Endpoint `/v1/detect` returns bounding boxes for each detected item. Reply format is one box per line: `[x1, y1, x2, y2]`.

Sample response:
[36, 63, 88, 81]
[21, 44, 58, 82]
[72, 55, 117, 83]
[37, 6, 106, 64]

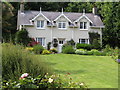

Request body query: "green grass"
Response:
[37, 54, 118, 88]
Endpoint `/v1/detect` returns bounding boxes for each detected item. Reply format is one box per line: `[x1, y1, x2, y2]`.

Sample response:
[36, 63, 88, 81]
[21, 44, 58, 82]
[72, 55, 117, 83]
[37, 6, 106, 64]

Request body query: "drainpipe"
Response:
[100, 27, 102, 46]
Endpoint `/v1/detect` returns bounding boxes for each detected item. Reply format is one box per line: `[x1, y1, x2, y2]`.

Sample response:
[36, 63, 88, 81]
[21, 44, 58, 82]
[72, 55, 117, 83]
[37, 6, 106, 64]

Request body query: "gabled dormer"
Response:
[31, 7, 51, 29]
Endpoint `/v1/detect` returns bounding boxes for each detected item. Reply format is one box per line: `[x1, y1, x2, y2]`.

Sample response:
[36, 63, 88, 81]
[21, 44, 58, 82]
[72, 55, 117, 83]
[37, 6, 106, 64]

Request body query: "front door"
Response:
[58, 39, 64, 53]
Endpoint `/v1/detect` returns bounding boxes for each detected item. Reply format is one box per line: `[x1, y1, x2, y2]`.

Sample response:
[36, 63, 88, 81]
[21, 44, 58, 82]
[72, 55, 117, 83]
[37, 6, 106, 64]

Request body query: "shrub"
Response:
[33, 45, 44, 54]
[2, 43, 51, 80]
[2, 73, 87, 88]
[76, 43, 93, 50]
[50, 48, 58, 53]
[75, 49, 87, 55]
[47, 42, 51, 50]
[66, 39, 75, 47]
[92, 39, 101, 50]
[25, 47, 33, 52]
[52, 38, 58, 48]
[62, 45, 75, 54]
[42, 49, 51, 55]
[27, 38, 39, 47]
[15, 28, 31, 46]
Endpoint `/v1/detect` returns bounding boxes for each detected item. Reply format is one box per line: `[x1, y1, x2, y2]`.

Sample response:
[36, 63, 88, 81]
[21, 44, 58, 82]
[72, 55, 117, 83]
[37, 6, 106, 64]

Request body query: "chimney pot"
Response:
[92, 6, 97, 15]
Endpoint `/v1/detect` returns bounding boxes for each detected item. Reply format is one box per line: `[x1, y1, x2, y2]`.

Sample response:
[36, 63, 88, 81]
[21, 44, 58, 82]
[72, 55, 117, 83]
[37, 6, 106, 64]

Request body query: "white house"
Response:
[17, 4, 104, 52]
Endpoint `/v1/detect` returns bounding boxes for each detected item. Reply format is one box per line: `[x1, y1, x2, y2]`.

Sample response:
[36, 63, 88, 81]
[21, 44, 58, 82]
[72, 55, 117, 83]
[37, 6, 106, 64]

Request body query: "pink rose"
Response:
[19, 73, 29, 79]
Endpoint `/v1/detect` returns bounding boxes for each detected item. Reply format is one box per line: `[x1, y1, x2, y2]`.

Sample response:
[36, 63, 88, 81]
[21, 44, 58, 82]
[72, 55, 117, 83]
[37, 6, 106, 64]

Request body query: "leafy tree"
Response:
[15, 28, 31, 46]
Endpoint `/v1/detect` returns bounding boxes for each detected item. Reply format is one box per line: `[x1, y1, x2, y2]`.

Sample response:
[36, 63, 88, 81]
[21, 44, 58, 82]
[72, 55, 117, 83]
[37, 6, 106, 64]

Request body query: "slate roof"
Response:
[17, 10, 104, 27]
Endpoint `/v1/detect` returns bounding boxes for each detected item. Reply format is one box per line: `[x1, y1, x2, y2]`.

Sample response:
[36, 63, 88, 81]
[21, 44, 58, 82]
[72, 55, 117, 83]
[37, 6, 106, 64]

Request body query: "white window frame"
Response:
[59, 40, 64, 45]
[80, 22, 88, 30]
[58, 21, 67, 29]
[36, 20, 45, 29]
[36, 37, 45, 47]
[79, 39, 89, 44]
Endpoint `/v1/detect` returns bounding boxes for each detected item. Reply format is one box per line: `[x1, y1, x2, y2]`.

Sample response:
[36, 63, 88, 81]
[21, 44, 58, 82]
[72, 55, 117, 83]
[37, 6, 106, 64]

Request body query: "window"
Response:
[58, 22, 66, 29]
[79, 39, 88, 44]
[59, 40, 64, 44]
[36, 37, 45, 46]
[80, 22, 87, 29]
[37, 20, 44, 29]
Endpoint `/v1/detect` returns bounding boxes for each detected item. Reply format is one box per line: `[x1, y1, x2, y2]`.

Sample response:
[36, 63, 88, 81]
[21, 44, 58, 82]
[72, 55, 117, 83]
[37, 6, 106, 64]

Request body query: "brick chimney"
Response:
[20, 1, 24, 12]
[92, 6, 97, 15]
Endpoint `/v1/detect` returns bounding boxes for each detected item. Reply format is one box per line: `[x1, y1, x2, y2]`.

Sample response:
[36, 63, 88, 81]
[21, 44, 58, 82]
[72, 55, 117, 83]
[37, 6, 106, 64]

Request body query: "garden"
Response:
[1, 29, 119, 88]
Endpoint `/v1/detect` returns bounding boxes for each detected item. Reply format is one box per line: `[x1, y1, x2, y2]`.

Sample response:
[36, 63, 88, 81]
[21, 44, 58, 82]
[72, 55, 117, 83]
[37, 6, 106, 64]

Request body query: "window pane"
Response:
[84, 22, 87, 29]
[58, 23, 61, 28]
[80, 22, 83, 29]
[41, 21, 44, 28]
[81, 39, 86, 44]
[37, 21, 40, 27]
[63, 23, 66, 28]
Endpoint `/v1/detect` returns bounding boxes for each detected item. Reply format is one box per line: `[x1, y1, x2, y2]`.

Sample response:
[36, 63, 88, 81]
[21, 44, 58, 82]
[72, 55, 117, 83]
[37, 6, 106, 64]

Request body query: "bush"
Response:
[75, 49, 87, 55]
[92, 39, 101, 50]
[33, 45, 44, 54]
[25, 47, 33, 52]
[27, 38, 39, 47]
[42, 49, 51, 55]
[50, 48, 58, 53]
[2, 43, 51, 80]
[76, 43, 93, 50]
[62, 45, 75, 54]
[47, 42, 51, 50]
[15, 28, 31, 46]
[2, 73, 87, 88]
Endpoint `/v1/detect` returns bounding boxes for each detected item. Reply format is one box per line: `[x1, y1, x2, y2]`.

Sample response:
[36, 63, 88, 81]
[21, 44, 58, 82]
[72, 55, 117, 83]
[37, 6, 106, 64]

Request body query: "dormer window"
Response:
[80, 22, 87, 29]
[58, 21, 66, 29]
[37, 20, 44, 29]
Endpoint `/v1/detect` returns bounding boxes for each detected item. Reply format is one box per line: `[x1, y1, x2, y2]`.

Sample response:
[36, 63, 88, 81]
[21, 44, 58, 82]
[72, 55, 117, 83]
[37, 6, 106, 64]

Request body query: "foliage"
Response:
[2, 73, 87, 88]
[50, 48, 58, 53]
[33, 45, 44, 54]
[2, 43, 51, 80]
[75, 49, 87, 55]
[42, 50, 51, 55]
[15, 29, 31, 46]
[89, 32, 100, 44]
[52, 38, 58, 48]
[62, 45, 75, 54]
[76, 43, 93, 50]
[27, 38, 39, 47]
[47, 42, 51, 50]
[25, 47, 33, 52]
[92, 39, 101, 50]
[75, 49, 106, 56]
[66, 39, 75, 47]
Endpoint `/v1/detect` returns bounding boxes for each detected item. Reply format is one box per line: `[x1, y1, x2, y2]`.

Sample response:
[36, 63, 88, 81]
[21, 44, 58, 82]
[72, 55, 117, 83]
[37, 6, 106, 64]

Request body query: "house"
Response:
[17, 3, 104, 52]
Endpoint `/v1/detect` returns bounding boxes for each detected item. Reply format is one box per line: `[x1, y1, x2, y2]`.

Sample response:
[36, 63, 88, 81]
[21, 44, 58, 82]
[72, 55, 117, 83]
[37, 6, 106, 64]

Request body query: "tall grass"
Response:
[2, 43, 52, 80]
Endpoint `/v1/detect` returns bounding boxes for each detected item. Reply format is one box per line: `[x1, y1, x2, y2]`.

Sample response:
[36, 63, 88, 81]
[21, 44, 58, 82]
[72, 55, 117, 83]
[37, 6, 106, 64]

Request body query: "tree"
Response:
[15, 28, 31, 46]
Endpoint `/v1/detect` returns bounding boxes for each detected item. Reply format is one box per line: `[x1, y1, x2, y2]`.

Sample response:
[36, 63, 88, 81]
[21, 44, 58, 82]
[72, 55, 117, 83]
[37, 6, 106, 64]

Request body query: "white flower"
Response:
[80, 83, 84, 86]
[48, 78, 53, 83]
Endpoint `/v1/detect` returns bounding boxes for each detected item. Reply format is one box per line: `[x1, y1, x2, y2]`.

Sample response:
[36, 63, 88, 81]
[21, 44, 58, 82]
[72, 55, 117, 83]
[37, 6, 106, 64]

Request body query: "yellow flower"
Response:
[48, 78, 53, 83]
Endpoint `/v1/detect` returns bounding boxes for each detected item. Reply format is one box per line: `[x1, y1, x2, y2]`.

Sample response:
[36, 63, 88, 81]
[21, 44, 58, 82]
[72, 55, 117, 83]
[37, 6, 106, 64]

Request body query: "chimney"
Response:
[20, 1, 24, 12]
[92, 6, 97, 15]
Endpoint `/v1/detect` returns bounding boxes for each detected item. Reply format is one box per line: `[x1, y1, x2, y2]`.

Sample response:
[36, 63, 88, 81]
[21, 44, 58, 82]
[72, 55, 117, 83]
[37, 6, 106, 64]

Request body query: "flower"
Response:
[19, 73, 29, 79]
[116, 59, 120, 63]
[48, 78, 53, 83]
[80, 83, 84, 86]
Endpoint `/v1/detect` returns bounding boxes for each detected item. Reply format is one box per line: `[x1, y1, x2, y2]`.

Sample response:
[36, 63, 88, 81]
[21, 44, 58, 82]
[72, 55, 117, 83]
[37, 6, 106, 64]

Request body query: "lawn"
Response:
[37, 54, 118, 88]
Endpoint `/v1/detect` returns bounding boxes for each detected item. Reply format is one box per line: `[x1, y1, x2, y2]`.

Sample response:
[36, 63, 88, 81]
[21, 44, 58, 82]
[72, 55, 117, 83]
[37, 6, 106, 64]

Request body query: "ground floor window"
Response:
[36, 37, 45, 46]
[79, 39, 88, 44]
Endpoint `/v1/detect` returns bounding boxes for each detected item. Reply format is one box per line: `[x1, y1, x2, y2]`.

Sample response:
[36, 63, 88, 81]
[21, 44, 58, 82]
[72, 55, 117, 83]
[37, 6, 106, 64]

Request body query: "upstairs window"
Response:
[80, 22, 87, 29]
[58, 22, 66, 29]
[37, 20, 44, 29]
